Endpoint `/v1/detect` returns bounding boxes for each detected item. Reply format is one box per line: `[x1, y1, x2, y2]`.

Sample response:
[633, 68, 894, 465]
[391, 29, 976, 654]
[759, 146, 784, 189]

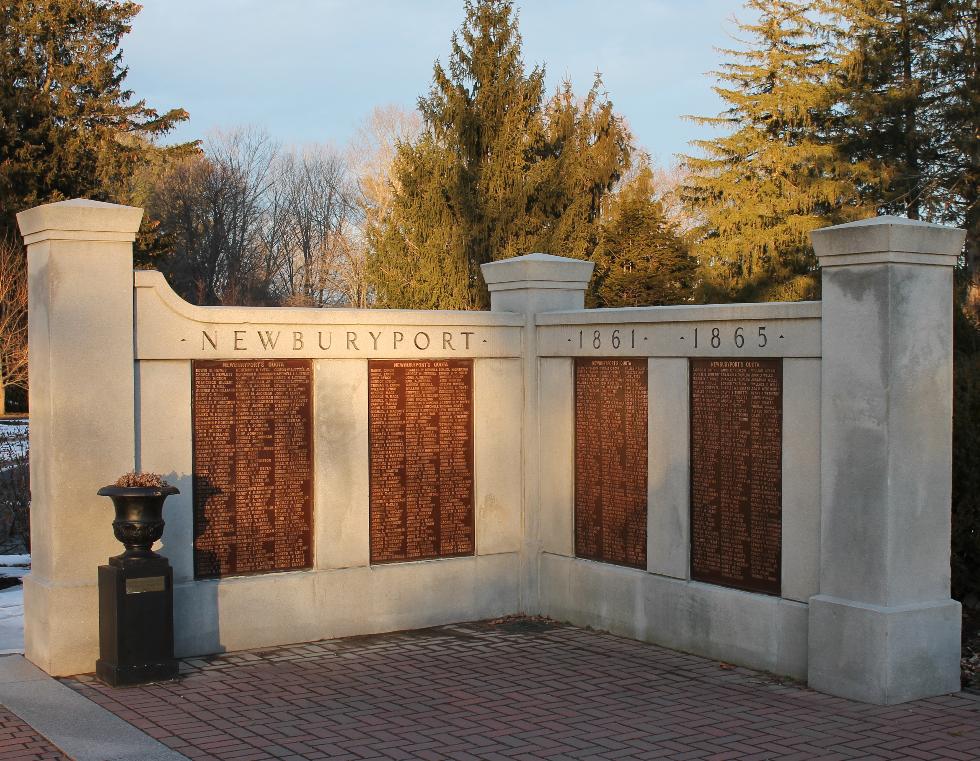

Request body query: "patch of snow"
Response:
[0, 422, 27, 656]
[0, 419, 29, 462]
[0, 585, 23, 605]
[0, 583, 24, 654]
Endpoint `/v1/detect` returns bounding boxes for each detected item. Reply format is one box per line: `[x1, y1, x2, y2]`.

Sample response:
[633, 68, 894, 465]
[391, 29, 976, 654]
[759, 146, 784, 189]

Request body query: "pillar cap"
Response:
[480, 253, 594, 292]
[17, 199, 144, 245]
[811, 215, 964, 267]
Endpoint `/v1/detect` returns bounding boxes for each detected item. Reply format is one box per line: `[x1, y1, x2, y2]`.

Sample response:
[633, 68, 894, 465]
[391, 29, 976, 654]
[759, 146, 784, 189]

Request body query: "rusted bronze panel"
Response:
[574, 358, 648, 569]
[690, 358, 782, 596]
[368, 359, 475, 563]
[192, 359, 314, 579]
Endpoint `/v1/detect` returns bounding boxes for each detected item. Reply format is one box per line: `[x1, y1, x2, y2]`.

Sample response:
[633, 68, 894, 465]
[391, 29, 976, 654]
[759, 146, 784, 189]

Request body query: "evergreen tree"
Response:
[829, 0, 979, 299]
[0, 0, 190, 239]
[369, 0, 546, 309]
[534, 79, 633, 264]
[925, 0, 979, 298]
[682, 0, 875, 301]
[830, 0, 941, 219]
[368, 0, 631, 309]
[590, 164, 696, 307]
[366, 136, 471, 309]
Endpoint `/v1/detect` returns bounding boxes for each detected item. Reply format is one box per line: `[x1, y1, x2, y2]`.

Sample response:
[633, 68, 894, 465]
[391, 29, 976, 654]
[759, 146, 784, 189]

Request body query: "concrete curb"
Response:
[0, 655, 188, 761]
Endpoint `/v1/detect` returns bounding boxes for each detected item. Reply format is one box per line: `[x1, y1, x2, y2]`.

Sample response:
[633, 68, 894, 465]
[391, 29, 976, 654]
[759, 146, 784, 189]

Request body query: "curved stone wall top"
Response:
[536, 301, 821, 358]
[135, 270, 524, 359]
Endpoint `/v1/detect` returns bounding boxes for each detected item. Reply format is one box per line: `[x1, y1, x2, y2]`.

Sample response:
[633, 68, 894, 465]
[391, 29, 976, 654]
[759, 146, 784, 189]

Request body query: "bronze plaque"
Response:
[690, 358, 782, 595]
[368, 359, 474, 563]
[574, 358, 648, 569]
[192, 359, 313, 578]
[125, 576, 166, 594]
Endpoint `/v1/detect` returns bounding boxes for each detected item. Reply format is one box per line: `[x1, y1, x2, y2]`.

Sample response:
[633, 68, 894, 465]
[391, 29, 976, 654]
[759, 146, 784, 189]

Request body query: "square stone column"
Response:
[17, 199, 143, 675]
[481, 253, 595, 313]
[808, 216, 964, 704]
[481, 254, 594, 611]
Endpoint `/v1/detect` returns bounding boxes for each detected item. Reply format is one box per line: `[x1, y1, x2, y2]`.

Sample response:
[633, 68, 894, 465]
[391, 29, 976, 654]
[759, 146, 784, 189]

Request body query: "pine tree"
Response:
[590, 164, 696, 307]
[682, 0, 875, 301]
[368, 0, 631, 309]
[925, 0, 979, 301]
[367, 136, 471, 309]
[0, 0, 190, 239]
[828, 0, 979, 303]
[368, 0, 546, 309]
[829, 0, 942, 219]
[534, 78, 633, 264]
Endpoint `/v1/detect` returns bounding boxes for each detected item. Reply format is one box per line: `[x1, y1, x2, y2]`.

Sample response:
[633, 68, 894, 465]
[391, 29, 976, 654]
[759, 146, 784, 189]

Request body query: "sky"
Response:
[124, 0, 751, 165]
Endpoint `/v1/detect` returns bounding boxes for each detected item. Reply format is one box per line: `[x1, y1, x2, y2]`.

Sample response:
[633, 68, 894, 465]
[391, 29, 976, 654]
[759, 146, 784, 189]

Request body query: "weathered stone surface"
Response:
[18, 200, 142, 676]
[809, 216, 962, 703]
[808, 595, 961, 704]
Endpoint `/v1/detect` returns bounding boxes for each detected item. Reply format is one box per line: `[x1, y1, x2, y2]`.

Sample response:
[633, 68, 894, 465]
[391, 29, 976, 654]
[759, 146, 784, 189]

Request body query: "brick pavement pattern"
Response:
[0, 706, 69, 761]
[64, 618, 980, 761]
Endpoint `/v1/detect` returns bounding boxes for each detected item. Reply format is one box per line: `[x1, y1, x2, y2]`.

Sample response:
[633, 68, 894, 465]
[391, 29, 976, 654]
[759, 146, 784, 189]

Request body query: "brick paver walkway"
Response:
[64, 618, 980, 761]
[0, 707, 69, 761]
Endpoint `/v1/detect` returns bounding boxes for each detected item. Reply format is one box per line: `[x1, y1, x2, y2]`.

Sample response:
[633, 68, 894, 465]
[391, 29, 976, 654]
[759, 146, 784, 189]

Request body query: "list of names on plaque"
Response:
[192, 359, 313, 579]
[690, 358, 782, 595]
[574, 358, 648, 569]
[368, 359, 474, 563]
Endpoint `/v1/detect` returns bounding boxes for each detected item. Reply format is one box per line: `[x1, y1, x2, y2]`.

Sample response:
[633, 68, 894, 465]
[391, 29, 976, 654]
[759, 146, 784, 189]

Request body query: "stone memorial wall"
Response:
[19, 200, 964, 705]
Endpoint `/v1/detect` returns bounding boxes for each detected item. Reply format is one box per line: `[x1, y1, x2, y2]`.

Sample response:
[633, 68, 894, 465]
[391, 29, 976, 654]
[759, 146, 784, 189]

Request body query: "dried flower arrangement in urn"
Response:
[97, 472, 179, 564]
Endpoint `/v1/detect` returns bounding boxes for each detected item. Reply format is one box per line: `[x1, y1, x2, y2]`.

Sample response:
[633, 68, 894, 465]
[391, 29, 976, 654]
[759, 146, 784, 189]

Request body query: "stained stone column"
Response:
[17, 199, 143, 675]
[808, 216, 964, 704]
[481, 254, 594, 612]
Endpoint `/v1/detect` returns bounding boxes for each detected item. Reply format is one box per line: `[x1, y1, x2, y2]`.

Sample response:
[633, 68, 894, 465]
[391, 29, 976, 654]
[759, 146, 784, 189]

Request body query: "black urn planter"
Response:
[96, 485, 179, 565]
[96, 483, 180, 686]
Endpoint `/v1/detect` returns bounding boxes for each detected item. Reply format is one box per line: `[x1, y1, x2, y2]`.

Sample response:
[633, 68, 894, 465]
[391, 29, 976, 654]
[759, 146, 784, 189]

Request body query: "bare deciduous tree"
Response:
[344, 105, 424, 309]
[351, 105, 423, 219]
[206, 129, 279, 305]
[328, 230, 372, 309]
[148, 129, 373, 308]
[147, 153, 213, 302]
[0, 238, 27, 415]
[273, 146, 360, 306]
[148, 128, 280, 306]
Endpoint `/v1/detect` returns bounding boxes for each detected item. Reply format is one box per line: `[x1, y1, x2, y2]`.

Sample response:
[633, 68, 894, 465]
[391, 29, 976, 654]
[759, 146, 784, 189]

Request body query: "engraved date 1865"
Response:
[692, 325, 770, 349]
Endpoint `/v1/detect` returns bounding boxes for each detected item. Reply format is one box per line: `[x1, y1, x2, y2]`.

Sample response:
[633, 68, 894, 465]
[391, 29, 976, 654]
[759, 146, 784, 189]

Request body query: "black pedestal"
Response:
[96, 556, 178, 686]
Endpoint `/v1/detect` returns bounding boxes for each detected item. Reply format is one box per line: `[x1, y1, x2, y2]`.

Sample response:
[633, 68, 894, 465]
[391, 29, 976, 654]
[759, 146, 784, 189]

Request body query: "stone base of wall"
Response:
[173, 554, 520, 659]
[22, 576, 99, 677]
[808, 595, 961, 704]
[538, 553, 808, 680]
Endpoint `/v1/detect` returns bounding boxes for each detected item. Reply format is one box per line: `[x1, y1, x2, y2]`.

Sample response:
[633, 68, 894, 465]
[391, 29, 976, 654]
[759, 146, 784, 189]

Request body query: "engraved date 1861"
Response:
[577, 328, 638, 349]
